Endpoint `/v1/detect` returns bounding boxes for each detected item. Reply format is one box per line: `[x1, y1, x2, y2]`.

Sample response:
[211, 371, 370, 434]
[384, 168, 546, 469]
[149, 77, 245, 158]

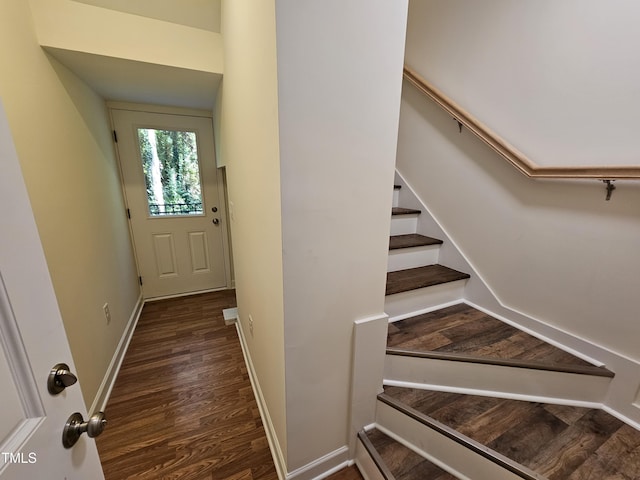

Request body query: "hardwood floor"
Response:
[387, 303, 596, 368]
[385, 265, 470, 295]
[389, 233, 442, 250]
[324, 466, 364, 480]
[384, 387, 640, 480]
[366, 429, 456, 480]
[96, 290, 278, 480]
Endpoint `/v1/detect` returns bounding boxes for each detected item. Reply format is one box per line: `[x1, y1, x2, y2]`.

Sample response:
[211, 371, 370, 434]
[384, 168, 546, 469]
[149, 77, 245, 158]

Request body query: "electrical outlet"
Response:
[248, 314, 254, 337]
[103, 303, 111, 325]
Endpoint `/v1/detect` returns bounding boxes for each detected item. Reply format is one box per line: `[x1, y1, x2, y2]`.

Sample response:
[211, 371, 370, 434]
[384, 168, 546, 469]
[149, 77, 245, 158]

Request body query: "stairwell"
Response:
[354, 182, 640, 480]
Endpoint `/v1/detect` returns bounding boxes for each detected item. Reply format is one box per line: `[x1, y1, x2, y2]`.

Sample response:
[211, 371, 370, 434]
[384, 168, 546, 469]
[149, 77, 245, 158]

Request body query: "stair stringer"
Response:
[394, 170, 640, 426]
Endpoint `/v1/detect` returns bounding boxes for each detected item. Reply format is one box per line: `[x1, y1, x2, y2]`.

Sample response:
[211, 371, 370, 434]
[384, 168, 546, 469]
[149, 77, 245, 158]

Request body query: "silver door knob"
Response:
[62, 412, 107, 448]
[47, 363, 78, 395]
[212, 218, 220, 225]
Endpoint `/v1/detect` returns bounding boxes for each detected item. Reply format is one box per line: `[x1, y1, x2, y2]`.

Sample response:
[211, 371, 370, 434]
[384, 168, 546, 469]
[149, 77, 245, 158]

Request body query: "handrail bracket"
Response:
[603, 179, 616, 201]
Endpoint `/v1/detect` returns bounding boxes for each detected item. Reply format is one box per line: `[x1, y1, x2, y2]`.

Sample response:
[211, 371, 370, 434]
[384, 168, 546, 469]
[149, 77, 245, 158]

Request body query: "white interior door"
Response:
[112, 108, 229, 299]
[0, 102, 104, 478]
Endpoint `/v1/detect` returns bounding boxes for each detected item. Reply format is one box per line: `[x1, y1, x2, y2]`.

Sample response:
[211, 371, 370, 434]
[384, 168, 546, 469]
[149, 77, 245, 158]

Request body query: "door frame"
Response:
[107, 101, 233, 300]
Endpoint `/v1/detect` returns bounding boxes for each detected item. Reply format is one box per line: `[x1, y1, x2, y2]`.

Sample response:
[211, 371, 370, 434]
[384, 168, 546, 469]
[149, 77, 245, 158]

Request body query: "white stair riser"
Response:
[355, 437, 386, 480]
[392, 188, 400, 208]
[387, 245, 440, 272]
[385, 280, 466, 320]
[375, 401, 525, 480]
[384, 356, 611, 404]
[390, 215, 418, 236]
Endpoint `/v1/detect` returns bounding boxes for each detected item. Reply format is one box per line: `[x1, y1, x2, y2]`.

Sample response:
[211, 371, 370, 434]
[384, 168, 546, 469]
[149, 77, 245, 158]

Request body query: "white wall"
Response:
[406, 0, 640, 167]
[218, 0, 288, 470]
[398, 2, 640, 420]
[275, 0, 408, 473]
[219, 1, 408, 476]
[0, 0, 140, 407]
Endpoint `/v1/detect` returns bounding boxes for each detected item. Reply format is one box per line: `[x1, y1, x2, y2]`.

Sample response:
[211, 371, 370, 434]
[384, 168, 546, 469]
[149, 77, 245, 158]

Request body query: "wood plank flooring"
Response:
[366, 429, 456, 480]
[96, 290, 278, 480]
[387, 303, 595, 369]
[385, 265, 470, 295]
[389, 234, 442, 250]
[325, 466, 364, 480]
[384, 387, 640, 480]
[392, 207, 421, 215]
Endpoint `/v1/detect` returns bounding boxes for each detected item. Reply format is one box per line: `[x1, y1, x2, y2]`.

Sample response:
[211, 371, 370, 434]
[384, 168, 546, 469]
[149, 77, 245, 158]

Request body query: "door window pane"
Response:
[137, 128, 203, 216]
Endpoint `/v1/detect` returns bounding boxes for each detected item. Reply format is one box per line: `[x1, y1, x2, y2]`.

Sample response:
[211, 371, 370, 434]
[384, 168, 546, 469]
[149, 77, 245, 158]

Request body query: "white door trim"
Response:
[108, 103, 232, 299]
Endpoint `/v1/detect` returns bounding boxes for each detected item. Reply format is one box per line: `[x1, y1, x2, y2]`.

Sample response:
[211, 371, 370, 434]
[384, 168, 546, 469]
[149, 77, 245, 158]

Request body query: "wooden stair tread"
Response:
[387, 304, 610, 374]
[365, 428, 457, 480]
[389, 234, 443, 250]
[382, 387, 640, 480]
[392, 207, 421, 215]
[386, 265, 470, 296]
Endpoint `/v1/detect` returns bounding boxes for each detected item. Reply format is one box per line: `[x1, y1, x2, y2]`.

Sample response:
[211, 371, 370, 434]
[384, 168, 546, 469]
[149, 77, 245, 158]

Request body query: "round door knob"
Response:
[62, 412, 107, 448]
[48, 363, 78, 395]
[212, 218, 220, 225]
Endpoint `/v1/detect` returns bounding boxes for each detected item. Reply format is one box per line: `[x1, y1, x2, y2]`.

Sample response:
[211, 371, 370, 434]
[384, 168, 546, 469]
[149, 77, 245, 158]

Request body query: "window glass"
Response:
[137, 128, 203, 216]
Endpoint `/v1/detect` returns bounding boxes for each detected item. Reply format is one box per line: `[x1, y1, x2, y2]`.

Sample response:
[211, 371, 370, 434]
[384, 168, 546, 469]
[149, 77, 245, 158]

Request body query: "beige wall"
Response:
[399, 0, 640, 422]
[71, 0, 222, 33]
[403, 0, 640, 365]
[0, 0, 139, 407]
[219, 1, 408, 474]
[218, 0, 288, 468]
[406, 0, 640, 168]
[274, 0, 408, 471]
[29, 0, 223, 74]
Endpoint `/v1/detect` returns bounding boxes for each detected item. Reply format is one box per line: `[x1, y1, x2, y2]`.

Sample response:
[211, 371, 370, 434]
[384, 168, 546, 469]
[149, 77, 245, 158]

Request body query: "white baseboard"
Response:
[235, 320, 288, 480]
[144, 286, 229, 302]
[388, 299, 463, 323]
[287, 446, 350, 480]
[89, 293, 144, 414]
[235, 319, 352, 480]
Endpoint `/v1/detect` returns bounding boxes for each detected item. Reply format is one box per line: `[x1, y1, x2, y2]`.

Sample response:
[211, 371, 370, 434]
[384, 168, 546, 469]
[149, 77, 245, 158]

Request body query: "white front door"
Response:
[112, 108, 229, 299]
[0, 103, 104, 478]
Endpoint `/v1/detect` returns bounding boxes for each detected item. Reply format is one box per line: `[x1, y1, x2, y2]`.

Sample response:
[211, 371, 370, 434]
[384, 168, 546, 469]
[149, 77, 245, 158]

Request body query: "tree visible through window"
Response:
[137, 128, 203, 215]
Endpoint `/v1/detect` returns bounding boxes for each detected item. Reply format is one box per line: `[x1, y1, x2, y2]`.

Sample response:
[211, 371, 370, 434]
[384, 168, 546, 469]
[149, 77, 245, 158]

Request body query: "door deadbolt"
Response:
[48, 363, 78, 395]
[211, 206, 218, 213]
[62, 412, 107, 448]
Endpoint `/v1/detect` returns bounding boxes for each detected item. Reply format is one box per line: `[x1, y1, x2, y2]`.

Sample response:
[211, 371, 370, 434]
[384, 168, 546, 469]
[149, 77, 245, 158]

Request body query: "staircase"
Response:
[354, 182, 640, 480]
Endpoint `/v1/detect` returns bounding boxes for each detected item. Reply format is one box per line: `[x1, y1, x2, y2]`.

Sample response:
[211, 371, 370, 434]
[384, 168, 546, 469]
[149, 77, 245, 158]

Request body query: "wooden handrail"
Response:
[403, 65, 640, 179]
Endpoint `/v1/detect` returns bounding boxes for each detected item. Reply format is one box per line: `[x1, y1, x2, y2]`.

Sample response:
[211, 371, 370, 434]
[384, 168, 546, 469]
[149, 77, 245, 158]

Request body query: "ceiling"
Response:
[47, 47, 222, 110]
[45, 0, 222, 110]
